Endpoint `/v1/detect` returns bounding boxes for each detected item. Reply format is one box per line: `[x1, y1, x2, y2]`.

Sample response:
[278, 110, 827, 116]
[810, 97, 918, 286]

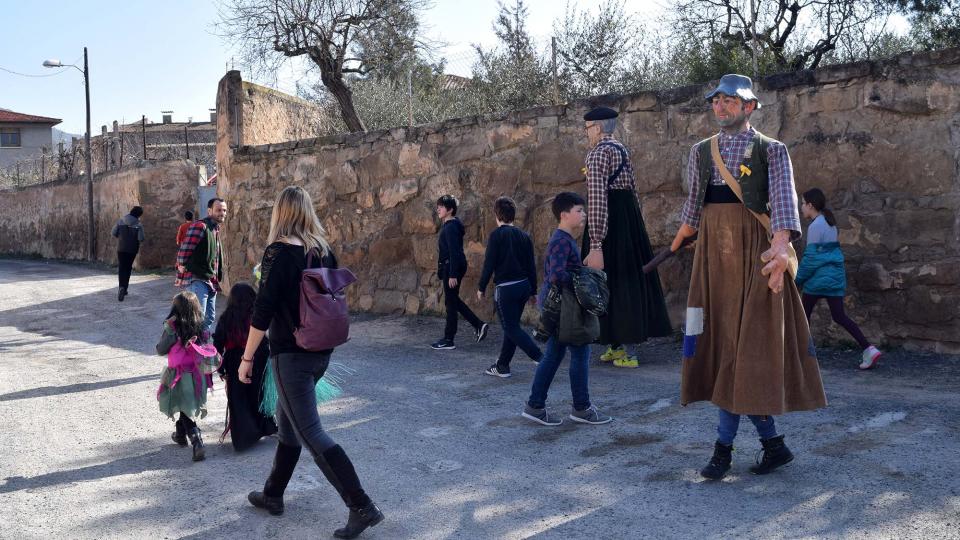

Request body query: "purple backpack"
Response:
[294, 249, 357, 351]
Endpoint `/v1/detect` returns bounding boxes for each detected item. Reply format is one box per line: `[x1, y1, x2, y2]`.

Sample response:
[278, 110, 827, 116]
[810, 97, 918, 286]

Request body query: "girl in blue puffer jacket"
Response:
[797, 188, 882, 370]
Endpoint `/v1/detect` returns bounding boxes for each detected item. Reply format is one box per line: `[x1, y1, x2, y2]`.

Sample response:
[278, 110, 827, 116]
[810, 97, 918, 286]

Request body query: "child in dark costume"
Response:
[213, 282, 278, 450]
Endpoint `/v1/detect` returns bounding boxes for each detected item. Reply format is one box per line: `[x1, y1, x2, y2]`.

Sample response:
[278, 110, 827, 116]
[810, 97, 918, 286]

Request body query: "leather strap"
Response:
[709, 135, 798, 278]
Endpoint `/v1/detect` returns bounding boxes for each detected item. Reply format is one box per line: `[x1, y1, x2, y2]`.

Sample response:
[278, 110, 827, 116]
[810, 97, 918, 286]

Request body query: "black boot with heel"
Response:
[315, 445, 384, 539]
[248, 441, 302, 515]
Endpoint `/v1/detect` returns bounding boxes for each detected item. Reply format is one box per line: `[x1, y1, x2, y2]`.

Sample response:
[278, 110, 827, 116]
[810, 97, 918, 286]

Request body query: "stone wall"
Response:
[216, 49, 960, 353]
[0, 159, 199, 269]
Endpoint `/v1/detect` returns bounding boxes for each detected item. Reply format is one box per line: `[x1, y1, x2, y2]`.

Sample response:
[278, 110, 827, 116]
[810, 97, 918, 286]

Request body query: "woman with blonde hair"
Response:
[238, 186, 383, 539]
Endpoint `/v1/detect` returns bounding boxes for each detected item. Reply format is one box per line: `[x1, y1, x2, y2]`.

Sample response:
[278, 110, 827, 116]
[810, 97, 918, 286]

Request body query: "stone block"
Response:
[487, 124, 535, 151]
[379, 177, 419, 209]
[370, 290, 407, 314]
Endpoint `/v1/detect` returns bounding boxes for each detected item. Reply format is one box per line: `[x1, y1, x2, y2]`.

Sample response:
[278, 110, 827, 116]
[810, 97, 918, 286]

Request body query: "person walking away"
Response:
[581, 107, 672, 368]
[177, 198, 226, 334]
[213, 282, 278, 451]
[670, 74, 827, 480]
[112, 206, 145, 302]
[156, 291, 220, 461]
[431, 194, 489, 350]
[522, 192, 612, 427]
[176, 210, 194, 246]
[477, 197, 542, 378]
[797, 188, 882, 370]
[238, 186, 383, 539]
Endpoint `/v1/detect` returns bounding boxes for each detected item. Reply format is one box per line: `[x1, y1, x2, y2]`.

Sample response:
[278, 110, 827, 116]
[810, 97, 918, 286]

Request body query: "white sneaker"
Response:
[860, 346, 881, 370]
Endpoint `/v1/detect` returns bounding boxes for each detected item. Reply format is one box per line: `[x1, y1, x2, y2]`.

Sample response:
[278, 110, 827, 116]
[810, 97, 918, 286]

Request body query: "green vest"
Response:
[185, 219, 222, 282]
[696, 131, 773, 215]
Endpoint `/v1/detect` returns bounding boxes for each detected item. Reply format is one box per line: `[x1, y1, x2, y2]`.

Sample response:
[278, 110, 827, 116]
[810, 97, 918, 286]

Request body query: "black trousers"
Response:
[443, 277, 483, 340]
[117, 251, 137, 290]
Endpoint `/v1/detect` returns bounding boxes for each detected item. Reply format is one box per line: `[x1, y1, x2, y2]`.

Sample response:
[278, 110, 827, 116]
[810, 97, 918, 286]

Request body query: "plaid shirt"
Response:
[538, 228, 582, 307]
[585, 135, 642, 251]
[175, 219, 222, 290]
[680, 127, 801, 239]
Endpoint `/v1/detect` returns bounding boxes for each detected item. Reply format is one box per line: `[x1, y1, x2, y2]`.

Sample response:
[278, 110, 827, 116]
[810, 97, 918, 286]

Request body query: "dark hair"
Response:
[494, 196, 516, 223]
[184, 210, 194, 221]
[207, 197, 225, 209]
[130, 206, 144, 218]
[551, 192, 585, 221]
[168, 291, 205, 346]
[436, 194, 458, 216]
[217, 282, 257, 349]
[802, 188, 836, 227]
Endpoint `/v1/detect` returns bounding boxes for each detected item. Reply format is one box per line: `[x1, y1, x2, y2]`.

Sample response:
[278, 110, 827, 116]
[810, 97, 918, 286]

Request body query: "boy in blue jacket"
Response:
[431, 195, 489, 350]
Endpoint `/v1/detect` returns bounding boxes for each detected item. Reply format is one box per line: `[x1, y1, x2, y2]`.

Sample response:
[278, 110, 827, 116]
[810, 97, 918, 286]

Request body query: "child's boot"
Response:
[188, 426, 206, 462]
[171, 418, 188, 446]
[700, 441, 733, 480]
[749, 435, 794, 475]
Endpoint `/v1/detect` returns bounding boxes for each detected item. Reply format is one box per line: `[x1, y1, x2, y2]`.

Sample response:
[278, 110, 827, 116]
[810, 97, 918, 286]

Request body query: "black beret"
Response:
[583, 107, 618, 121]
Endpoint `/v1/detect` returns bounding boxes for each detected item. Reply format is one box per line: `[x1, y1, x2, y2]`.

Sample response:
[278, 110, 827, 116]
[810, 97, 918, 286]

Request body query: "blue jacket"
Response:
[795, 241, 846, 297]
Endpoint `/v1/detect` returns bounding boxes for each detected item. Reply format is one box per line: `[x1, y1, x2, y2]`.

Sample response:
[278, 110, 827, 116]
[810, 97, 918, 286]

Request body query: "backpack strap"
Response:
[597, 142, 628, 186]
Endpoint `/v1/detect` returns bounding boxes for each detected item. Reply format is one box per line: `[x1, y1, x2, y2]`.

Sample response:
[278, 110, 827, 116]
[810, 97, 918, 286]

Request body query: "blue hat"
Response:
[704, 74, 762, 109]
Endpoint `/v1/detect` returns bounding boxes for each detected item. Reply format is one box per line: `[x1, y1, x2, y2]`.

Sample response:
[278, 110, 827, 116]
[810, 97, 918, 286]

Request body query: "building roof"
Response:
[0, 108, 62, 126]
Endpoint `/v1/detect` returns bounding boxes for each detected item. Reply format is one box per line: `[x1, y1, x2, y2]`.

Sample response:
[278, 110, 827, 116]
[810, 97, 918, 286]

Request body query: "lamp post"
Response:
[44, 47, 94, 261]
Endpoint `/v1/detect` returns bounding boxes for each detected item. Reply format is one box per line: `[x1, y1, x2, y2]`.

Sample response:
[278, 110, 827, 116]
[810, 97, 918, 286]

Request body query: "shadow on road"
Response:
[0, 374, 157, 402]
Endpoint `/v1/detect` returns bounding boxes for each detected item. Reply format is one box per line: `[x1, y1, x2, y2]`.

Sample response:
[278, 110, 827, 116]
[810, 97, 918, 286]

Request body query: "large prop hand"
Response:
[760, 230, 792, 294]
[584, 250, 604, 270]
[670, 223, 698, 252]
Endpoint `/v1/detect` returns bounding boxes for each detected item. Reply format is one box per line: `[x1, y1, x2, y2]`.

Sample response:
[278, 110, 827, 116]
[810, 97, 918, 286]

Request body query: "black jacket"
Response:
[437, 218, 467, 279]
[112, 214, 144, 254]
[477, 225, 537, 293]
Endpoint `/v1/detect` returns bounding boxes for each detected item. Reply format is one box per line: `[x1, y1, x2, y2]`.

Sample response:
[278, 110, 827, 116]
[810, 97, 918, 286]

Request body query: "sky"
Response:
[1, 0, 901, 135]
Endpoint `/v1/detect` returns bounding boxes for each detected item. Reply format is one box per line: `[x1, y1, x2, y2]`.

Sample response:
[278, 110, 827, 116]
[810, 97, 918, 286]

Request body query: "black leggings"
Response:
[801, 294, 870, 349]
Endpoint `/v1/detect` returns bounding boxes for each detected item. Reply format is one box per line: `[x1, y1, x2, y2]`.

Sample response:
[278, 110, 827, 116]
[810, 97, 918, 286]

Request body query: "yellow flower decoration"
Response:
[740, 164, 752, 176]
[580, 167, 588, 176]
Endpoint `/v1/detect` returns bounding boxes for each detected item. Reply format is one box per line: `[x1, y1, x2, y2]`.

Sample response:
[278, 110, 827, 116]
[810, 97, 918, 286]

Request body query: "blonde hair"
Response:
[267, 186, 331, 255]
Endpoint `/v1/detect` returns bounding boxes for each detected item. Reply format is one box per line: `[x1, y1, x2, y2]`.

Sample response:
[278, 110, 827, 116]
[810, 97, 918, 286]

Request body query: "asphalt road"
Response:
[1, 258, 958, 539]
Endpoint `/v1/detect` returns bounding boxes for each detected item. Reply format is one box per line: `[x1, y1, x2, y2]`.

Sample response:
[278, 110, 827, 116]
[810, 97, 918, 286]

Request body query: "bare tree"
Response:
[218, 0, 428, 132]
[669, 0, 895, 72]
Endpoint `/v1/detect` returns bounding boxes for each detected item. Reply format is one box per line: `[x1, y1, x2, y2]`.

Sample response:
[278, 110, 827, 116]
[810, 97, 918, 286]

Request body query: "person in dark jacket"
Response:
[111, 206, 145, 301]
[477, 196, 542, 377]
[798, 188, 882, 370]
[431, 194, 489, 350]
[238, 186, 383, 539]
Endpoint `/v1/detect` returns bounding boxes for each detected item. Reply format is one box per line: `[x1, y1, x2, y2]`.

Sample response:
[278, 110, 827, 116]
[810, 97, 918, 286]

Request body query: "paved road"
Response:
[1, 258, 958, 539]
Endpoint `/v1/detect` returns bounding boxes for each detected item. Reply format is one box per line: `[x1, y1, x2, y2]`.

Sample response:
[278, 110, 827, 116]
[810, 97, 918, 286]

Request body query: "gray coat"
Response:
[112, 214, 145, 254]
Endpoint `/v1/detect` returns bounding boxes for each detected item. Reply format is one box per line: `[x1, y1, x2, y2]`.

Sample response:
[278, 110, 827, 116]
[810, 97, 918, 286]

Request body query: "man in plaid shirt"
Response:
[177, 197, 227, 332]
[581, 107, 672, 368]
[670, 74, 825, 481]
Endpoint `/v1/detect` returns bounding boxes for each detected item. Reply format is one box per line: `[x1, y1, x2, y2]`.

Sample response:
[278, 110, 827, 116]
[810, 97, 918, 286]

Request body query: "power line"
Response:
[0, 65, 69, 78]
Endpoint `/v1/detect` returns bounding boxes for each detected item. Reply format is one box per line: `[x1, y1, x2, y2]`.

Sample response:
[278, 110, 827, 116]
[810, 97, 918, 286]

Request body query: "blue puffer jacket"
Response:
[795, 242, 846, 297]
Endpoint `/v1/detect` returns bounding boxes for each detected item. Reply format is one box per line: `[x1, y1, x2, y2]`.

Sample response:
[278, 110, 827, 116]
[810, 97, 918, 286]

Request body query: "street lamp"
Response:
[43, 47, 94, 261]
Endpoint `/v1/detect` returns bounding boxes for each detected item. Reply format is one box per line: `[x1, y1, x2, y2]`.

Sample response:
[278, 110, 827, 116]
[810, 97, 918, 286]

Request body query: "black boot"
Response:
[749, 435, 794, 475]
[171, 417, 188, 446]
[700, 441, 733, 480]
[315, 445, 384, 539]
[248, 441, 302, 516]
[188, 426, 205, 462]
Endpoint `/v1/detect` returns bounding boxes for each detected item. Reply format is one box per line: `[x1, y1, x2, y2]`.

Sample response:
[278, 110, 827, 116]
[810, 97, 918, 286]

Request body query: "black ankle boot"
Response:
[335, 501, 384, 539]
[171, 418, 187, 446]
[700, 441, 733, 480]
[188, 427, 205, 462]
[749, 435, 794, 475]
[315, 445, 383, 539]
[248, 442, 302, 516]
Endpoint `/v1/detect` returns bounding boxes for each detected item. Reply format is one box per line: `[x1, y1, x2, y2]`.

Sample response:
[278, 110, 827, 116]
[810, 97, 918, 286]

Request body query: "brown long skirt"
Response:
[680, 203, 827, 415]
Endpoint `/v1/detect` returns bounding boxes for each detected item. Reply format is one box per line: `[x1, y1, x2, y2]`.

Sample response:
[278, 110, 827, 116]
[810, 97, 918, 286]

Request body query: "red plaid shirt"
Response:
[175, 219, 222, 290]
[584, 135, 642, 251]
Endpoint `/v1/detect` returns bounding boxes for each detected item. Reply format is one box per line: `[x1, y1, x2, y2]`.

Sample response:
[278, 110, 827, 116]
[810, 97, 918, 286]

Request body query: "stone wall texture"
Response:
[0, 159, 199, 269]
[222, 50, 960, 352]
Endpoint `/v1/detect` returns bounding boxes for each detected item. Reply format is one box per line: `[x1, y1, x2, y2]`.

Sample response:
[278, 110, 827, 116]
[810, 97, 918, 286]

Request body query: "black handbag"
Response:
[572, 267, 609, 316]
[558, 286, 600, 346]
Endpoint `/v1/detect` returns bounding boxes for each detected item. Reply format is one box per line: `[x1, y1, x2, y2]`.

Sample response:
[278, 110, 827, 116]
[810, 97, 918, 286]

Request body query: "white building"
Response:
[0, 108, 62, 168]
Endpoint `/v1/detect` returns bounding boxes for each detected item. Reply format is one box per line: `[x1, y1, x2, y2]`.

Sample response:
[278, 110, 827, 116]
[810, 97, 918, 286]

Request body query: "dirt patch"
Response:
[580, 433, 665, 457]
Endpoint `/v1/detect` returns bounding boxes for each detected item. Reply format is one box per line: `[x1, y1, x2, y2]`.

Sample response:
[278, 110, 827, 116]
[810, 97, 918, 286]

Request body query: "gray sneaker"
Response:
[522, 405, 562, 426]
[570, 405, 612, 425]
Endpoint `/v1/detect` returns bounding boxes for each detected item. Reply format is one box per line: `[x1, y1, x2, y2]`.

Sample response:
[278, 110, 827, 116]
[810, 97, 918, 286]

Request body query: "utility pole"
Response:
[184, 124, 190, 159]
[750, 0, 759, 79]
[142, 115, 147, 159]
[83, 46, 94, 261]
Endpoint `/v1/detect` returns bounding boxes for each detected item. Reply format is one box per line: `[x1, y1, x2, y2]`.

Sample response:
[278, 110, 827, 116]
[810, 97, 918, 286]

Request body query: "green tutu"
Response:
[157, 366, 212, 420]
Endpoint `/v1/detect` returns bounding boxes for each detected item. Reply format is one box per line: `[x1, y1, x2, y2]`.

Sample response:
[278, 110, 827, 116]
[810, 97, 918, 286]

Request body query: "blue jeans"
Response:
[495, 280, 542, 368]
[717, 408, 778, 445]
[527, 336, 590, 411]
[187, 280, 217, 334]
